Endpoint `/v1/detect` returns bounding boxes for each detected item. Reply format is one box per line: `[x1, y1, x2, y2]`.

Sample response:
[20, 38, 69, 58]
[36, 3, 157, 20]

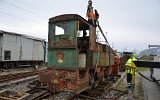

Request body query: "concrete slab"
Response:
[142, 71, 160, 100]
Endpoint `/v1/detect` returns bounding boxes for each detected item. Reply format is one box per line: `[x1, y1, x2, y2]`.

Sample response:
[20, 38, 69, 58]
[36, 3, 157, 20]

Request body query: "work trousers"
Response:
[88, 19, 96, 27]
[127, 73, 135, 89]
[127, 73, 132, 84]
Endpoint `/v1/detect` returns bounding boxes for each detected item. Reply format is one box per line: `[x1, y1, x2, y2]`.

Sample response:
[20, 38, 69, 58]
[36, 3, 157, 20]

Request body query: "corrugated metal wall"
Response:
[20, 36, 33, 60]
[32, 40, 44, 60]
[1, 33, 44, 61]
[3, 34, 20, 61]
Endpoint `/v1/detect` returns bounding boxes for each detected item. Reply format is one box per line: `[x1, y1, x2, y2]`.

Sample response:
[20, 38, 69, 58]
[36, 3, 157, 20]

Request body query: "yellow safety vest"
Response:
[126, 58, 132, 74]
[131, 57, 137, 75]
[125, 57, 137, 74]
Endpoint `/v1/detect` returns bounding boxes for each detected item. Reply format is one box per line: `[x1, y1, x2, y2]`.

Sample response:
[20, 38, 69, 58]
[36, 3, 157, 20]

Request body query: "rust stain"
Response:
[56, 50, 64, 63]
[53, 37, 75, 47]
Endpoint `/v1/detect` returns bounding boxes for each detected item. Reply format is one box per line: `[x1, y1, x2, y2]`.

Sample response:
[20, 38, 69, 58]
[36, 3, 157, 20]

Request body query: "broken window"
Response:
[55, 22, 69, 35]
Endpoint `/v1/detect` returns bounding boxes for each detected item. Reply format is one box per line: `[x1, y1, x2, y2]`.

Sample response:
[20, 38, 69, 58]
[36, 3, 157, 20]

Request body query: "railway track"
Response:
[26, 81, 128, 100]
[0, 70, 46, 83]
[0, 69, 128, 100]
[26, 88, 50, 100]
[73, 82, 128, 100]
[0, 80, 128, 100]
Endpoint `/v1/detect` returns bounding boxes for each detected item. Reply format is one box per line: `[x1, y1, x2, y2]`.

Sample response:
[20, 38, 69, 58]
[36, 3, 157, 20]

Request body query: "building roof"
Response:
[0, 30, 45, 41]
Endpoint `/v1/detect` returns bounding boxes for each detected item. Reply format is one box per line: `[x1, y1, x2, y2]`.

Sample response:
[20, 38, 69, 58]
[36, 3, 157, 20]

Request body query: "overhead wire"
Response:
[0, 0, 48, 39]
[0, 12, 47, 28]
[1, 0, 48, 19]
[0, 13, 47, 33]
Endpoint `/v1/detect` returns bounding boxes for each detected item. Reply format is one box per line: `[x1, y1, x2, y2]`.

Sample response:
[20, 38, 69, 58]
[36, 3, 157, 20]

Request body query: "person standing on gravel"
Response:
[125, 54, 137, 90]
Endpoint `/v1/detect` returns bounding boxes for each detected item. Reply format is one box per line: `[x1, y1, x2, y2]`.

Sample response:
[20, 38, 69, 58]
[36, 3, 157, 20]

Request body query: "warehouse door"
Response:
[0, 34, 2, 60]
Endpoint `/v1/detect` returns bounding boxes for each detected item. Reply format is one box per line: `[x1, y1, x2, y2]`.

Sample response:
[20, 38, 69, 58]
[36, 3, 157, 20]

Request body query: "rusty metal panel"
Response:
[93, 52, 99, 66]
[97, 43, 104, 52]
[110, 51, 114, 65]
[48, 48, 77, 70]
[105, 51, 114, 66]
[78, 54, 86, 68]
[87, 51, 93, 68]
[106, 52, 109, 66]
[89, 26, 96, 51]
[49, 14, 89, 25]
[48, 20, 78, 70]
[87, 50, 114, 68]
[99, 52, 106, 66]
[48, 21, 77, 48]
[87, 51, 114, 68]
[87, 51, 99, 69]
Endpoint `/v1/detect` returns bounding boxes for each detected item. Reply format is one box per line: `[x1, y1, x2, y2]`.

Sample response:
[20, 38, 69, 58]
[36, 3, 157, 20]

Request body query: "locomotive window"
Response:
[77, 30, 89, 37]
[55, 26, 64, 35]
[4, 50, 11, 60]
[55, 22, 69, 35]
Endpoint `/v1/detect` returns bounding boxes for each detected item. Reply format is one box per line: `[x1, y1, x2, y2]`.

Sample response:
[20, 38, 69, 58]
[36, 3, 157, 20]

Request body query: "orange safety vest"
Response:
[87, 11, 96, 20]
[112, 56, 120, 77]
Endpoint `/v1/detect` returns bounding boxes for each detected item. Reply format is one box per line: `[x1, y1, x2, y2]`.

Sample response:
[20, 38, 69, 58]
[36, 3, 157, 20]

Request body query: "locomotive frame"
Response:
[39, 14, 115, 93]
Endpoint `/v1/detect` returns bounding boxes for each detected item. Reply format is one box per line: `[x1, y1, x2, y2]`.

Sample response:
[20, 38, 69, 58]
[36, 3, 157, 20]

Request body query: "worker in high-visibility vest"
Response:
[125, 54, 137, 89]
[86, 0, 96, 26]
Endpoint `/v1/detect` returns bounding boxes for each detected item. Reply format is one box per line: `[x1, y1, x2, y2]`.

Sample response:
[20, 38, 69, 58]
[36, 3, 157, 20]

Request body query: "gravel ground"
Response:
[0, 76, 38, 92]
[115, 73, 144, 100]
[0, 67, 144, 100]
[0, 66, 47, 99]
[0, 66, 47, 76]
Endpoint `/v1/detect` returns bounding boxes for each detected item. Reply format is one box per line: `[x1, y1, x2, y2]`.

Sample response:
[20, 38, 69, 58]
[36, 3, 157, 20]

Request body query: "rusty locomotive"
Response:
[38, 14, 117, 93]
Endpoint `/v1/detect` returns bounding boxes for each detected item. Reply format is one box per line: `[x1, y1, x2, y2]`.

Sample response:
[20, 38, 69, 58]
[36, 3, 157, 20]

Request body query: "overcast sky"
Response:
[0, 0, 160, 53]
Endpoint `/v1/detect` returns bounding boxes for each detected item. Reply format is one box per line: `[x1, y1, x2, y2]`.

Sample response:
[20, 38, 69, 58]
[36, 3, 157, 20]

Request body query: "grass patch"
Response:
[137, 67, 149, 71]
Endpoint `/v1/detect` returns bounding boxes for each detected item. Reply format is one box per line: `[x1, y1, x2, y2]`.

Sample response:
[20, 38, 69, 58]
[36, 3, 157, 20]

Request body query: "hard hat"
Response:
[88, 0, 92, 4]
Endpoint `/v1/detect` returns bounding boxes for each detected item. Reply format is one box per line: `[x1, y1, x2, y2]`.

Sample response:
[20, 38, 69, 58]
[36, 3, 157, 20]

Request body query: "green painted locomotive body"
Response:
[40, 14, 115, 93]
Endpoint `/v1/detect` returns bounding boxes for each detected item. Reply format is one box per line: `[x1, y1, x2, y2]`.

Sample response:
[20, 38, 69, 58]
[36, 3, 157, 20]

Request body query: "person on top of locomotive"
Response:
[86, 0, 99, 27]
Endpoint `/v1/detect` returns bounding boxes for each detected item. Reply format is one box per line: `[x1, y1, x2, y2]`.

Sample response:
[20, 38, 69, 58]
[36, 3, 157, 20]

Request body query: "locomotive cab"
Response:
[48, 14, 96, 70]
[41, 14, 97, 93]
